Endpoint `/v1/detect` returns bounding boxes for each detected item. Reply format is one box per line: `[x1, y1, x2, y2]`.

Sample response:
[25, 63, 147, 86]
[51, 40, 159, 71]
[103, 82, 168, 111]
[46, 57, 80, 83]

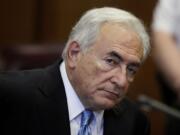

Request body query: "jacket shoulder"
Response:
[114, 98, 150, 135]
[0, 68, 46, 102]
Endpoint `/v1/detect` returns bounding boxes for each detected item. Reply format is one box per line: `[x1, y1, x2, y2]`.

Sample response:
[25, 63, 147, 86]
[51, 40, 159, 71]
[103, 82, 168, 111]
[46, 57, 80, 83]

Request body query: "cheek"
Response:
[75, 61, 97, 89]
[95, 60, 111, 72]
[77, 57, 111, 90]
[81, 60, 102, 80]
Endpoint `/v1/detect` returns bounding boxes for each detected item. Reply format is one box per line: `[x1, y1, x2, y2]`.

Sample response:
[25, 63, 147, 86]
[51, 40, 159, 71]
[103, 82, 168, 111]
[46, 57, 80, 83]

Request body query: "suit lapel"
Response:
[37, 61, 71, 135]
[104, 99, 132, 135]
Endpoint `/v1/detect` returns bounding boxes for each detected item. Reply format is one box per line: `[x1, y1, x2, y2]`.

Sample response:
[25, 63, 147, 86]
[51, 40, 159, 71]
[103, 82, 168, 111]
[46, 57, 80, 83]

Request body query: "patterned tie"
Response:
[78, 109, 94, 135]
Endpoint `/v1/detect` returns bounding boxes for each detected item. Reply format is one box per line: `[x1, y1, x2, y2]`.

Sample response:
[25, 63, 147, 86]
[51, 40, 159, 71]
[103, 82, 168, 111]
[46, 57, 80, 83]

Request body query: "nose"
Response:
[110, 67, 128, 89]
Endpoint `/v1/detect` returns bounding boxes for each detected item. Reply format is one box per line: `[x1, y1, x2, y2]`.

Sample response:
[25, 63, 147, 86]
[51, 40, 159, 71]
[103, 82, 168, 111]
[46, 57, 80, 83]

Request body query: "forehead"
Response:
[91, 22, 144, 62]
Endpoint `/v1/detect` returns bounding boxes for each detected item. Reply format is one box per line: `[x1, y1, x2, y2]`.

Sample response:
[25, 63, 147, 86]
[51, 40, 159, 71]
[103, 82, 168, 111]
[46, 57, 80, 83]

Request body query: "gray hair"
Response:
[62, 7, 150, 62]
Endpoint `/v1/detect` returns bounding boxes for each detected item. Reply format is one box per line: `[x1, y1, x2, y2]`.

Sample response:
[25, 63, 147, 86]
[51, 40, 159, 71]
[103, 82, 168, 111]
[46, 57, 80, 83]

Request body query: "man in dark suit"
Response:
[0, 7, 151, 135]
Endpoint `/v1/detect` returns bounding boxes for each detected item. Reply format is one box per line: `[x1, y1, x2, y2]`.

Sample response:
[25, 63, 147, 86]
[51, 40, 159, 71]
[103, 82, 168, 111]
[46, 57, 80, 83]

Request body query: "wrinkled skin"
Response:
[66, 22, 143, 111]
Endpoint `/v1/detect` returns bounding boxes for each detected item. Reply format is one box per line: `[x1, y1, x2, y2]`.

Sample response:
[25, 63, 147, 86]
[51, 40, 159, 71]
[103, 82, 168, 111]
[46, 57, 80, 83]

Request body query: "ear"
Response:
[66, 41, 81, 68]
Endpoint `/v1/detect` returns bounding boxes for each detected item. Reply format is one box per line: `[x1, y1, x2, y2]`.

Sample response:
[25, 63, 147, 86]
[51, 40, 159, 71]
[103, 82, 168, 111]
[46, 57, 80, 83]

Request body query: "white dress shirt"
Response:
[60, 61, 104, 135]
[152, 0, 180, 44]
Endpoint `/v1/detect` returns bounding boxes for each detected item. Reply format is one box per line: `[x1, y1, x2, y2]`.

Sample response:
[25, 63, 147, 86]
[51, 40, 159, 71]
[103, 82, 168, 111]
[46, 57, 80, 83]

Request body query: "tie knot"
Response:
[81, 109, 94, 127]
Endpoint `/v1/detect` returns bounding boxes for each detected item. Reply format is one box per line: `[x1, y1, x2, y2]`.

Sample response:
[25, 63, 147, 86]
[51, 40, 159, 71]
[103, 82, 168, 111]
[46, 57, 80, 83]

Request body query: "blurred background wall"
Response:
[0, 0, 165, 135]
[0, 0, 156, 44]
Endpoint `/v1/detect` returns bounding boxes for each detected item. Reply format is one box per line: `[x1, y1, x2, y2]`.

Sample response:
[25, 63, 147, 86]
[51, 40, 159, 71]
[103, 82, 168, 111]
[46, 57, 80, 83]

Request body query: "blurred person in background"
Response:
[152, 0, 180, 134]
[0, 7, 151, 135]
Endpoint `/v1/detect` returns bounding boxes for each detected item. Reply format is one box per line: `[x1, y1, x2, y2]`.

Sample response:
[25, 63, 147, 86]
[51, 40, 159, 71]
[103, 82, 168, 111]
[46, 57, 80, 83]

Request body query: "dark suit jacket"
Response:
[0, 61, 150, 135]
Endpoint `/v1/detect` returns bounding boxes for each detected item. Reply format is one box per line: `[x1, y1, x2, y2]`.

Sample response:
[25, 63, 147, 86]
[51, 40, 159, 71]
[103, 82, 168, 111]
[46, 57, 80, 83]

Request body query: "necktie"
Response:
[78, 109, 94, 135]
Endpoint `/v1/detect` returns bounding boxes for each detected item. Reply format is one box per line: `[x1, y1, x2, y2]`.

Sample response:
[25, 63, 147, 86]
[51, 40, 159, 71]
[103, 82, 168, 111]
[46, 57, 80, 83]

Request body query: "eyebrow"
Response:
[109, 51, 141, 67]
[109, 51, 122, 61]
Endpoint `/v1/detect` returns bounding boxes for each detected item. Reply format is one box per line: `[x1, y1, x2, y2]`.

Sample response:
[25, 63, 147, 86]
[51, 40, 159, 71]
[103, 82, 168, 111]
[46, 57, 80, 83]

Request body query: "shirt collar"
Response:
[60, 61, 84, 121]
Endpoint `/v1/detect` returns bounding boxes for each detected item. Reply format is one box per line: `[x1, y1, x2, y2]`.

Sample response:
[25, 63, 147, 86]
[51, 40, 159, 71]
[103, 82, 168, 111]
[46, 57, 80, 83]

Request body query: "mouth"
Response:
[102, 89, 120, 99]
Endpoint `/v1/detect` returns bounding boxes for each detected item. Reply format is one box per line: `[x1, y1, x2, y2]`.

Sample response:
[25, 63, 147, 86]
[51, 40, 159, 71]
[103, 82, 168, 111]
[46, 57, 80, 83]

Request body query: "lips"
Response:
[102, 89, 120, 99]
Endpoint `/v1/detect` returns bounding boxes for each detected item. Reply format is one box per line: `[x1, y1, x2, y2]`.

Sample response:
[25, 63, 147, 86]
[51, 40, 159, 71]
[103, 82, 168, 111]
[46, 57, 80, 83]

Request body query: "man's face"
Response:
[67, 23, 143, 110]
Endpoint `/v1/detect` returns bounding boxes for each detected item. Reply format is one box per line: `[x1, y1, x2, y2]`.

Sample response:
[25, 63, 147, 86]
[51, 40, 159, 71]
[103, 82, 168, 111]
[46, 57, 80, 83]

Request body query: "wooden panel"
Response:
[0, 0, 37, 44]
[39, 0, 157, 42]
[0, 0, 157, 43]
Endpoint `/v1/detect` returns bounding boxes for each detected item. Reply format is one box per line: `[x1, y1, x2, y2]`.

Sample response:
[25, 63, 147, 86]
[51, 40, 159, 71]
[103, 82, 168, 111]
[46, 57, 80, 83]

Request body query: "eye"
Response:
[105, 58, 118, 66]
[127, 67, 138, 77]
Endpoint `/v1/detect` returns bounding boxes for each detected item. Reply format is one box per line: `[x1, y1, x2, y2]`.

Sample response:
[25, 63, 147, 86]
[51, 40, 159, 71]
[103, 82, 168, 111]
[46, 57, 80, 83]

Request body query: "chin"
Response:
[93, 100, 118, 110]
